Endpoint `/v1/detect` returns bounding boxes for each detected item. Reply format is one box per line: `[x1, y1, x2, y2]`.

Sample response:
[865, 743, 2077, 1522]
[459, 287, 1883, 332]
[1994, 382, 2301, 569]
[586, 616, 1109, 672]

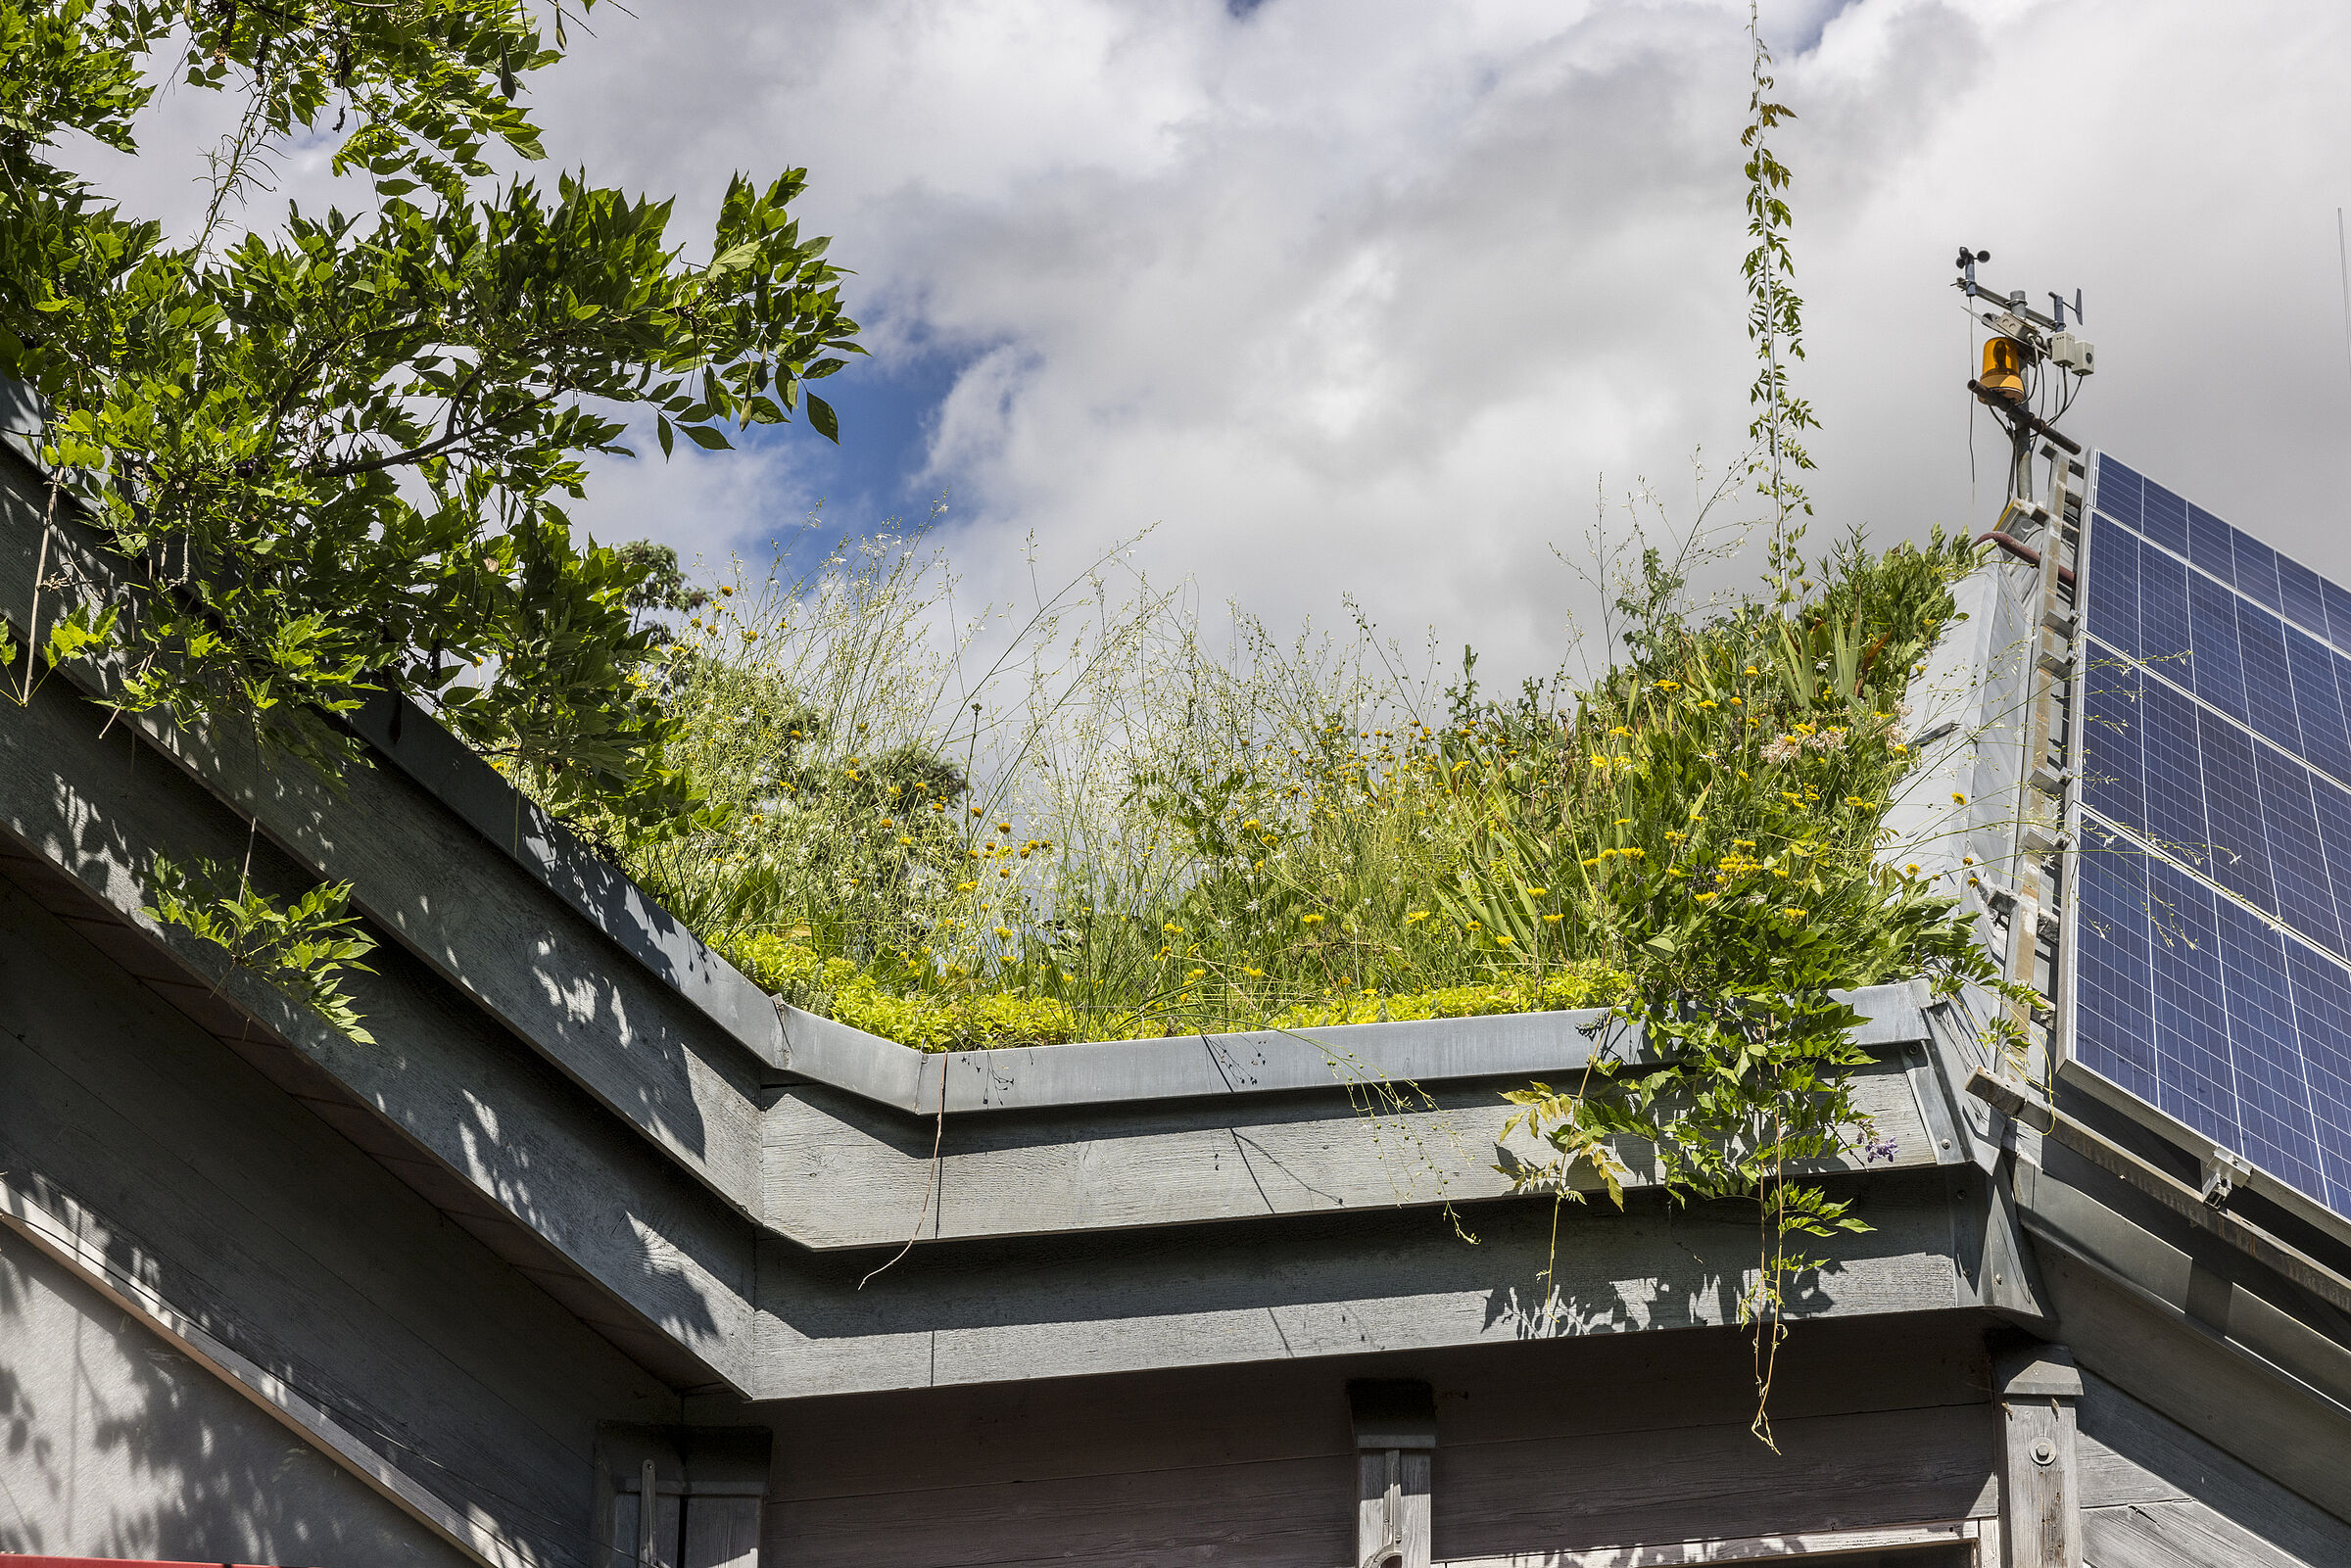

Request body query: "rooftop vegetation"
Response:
[552, 521, 1984, 1056]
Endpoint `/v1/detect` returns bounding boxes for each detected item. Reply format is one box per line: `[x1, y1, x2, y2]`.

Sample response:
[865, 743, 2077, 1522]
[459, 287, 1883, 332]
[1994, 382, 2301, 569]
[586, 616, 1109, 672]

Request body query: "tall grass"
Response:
[545, 513, 1981, 1050]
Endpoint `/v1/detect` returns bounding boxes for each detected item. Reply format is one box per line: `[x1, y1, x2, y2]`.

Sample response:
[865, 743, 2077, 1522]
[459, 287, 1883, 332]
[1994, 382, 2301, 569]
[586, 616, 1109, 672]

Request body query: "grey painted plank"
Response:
[348, 689, 788, 1068]
[0, 1224, 484, 1568]
[761, 1400, 1993, 1568]
[0, 881, 681, 1555]
[2031, 1250, 2351, 1532]
[769, 1451, 1355, 1568]
[0, 462, 765, 1215]
[0, 681, 763, 1391]
[749, 1174, 1969, 1400]
[754, 1311, 1997, 1504]
[2084, 1500, 2321, 1568]
[2027, 1190, 2351, 1523]
[1432, 1402, 1998, 1561]
[763, 1061, 1936, 1249]
[775, 980, 1932, 1117]
[2075, 1369, 2351, 1565]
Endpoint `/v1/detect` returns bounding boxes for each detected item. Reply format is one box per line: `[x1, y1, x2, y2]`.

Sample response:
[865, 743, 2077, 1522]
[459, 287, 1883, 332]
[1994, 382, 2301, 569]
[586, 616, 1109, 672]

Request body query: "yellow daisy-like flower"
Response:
[1694, 890, 1719, 903]
[1301, 913, 1326, 927]
[898, 835, 914, 846]
[1245, 967, 1266, 977]
[1904, 863, 1922, 875]
[1655, 680, 1680, 690]
[1781, 907, 1807, 920]
[1406, 910, 1432, 924]
[1187, 969, 1206, 980]
[1527, 885, 1550, 896]
[1494, 934, 1514, 946]
[1543, 913, 1563, 924]
[1951, 791, 1968, 805]
[1745, 666, 1760, 676]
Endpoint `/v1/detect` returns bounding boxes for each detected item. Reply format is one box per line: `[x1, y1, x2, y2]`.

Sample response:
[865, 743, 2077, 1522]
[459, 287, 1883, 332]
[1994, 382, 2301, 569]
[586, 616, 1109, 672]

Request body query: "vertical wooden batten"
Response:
[1350, 1379, 1434, 1568]
[1998, 1344, 2084, 1568]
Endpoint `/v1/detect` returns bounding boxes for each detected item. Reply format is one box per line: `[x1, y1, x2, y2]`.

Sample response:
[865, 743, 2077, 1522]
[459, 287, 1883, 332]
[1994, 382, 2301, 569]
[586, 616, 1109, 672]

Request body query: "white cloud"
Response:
[69, 0, 2351, 684]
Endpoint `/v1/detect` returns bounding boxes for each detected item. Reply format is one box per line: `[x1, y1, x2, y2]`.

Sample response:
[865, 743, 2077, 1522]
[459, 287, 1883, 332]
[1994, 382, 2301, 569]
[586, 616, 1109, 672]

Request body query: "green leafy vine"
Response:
[145, 854, 378, 1043]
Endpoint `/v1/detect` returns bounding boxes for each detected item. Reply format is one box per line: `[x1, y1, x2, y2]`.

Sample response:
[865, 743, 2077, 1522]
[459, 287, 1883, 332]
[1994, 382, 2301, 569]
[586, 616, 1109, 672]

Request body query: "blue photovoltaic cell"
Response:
[2084, 521, 2138, 656]
[2139, 473, 2189, 556]
[2193, 709, 2273, 914]
[2231, 525, 2284, 617]
[2324, 576, 2351, 656]
[2285, 626, 2351, 785]
[2073, 454, 2351, 1219]
[2253, 743, 2340, 954]
[2183, 571, 2250, 727]
[2280, 554, 2330, 641]
[2080, 656, 2143, 831]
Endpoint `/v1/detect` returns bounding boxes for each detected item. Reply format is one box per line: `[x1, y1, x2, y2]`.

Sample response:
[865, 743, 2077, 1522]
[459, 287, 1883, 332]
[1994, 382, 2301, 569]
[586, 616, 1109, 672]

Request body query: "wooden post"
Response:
[1997, 1345, 2084, 1568]
[1349, 1379, 1434, 1568]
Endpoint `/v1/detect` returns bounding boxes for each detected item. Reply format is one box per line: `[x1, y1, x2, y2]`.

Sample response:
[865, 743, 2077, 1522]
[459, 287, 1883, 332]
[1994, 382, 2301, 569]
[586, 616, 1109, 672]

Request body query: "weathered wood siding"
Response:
[2077, 1368, 2351, 1567]
[757, 1314, 2002, 1567]
[747, 1167, 1984, 1401]
[0, 659, 763, 1391]
[0, 875, 676, 1567]
[0, 1223, 477, 1567]
[763, 1056, 1939, 1249]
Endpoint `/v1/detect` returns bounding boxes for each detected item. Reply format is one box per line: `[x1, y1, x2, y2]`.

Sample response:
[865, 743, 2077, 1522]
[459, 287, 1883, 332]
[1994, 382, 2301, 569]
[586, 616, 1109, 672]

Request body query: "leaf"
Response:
[681, 425, 731, 451]
[806, 392, 839, 443]
[657, 415, 675, 457]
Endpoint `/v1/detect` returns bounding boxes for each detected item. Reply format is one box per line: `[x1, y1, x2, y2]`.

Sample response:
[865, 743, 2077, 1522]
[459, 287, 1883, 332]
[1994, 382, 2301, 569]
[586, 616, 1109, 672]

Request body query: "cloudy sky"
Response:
[79, 0, 2351, 684]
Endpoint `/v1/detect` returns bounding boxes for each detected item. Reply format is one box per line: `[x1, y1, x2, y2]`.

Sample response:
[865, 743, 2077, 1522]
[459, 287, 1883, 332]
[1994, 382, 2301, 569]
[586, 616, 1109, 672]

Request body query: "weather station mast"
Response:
[1949, 247, 2099, 1081]
[1956, 246, 2096, 541]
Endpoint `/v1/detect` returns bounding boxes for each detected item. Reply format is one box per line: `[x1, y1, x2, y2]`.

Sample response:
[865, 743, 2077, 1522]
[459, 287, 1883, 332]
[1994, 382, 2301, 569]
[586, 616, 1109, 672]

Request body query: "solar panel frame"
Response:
[2063, 452, 2351, 1232]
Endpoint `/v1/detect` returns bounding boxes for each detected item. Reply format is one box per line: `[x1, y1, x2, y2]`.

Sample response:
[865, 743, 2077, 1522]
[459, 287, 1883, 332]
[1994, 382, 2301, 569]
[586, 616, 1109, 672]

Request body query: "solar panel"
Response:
[2071, 454, 2351, 1217]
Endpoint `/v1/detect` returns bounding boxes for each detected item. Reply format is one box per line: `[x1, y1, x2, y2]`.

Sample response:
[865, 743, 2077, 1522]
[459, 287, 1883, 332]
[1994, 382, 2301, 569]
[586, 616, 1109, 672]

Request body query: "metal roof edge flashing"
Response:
[345, 689, 789, 1072]
[774, 977, 1936, 1116]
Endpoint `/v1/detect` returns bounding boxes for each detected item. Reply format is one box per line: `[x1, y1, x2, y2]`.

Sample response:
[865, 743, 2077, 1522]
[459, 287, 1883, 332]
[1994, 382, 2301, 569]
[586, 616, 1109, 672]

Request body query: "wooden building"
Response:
[4, 437, 2349, 1568]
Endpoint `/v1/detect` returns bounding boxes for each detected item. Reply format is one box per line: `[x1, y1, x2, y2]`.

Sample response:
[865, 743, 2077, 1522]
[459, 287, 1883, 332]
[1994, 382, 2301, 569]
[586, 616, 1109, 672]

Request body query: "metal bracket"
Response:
[2201, 1147, 2254, 1209]
[2021, 821, 2067, 857]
